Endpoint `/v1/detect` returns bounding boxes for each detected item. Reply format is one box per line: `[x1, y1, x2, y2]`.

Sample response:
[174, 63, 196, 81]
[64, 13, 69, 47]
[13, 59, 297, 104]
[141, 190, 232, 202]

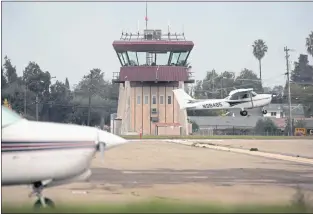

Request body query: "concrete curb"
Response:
[166, 140, 313, 165]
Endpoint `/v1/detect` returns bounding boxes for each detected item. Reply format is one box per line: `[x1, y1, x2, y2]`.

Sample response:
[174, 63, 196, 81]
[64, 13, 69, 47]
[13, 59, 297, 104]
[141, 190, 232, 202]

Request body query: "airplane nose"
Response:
[97, 129, 128, 150]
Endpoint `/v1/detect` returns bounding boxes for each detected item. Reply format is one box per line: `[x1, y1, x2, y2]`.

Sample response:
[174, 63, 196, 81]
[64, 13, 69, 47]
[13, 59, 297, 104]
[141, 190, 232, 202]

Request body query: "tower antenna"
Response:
[137, 20, 140, 33]
[145, 1, 148, 30]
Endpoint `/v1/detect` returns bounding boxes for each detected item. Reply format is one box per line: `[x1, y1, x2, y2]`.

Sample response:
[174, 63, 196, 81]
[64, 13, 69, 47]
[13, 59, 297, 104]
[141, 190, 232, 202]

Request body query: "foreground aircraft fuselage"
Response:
[1, 106, 128, 208]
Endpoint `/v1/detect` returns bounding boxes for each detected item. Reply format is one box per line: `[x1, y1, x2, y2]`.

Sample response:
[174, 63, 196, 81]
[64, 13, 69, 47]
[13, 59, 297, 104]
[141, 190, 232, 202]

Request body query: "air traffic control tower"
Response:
[112, 29, 194, 136]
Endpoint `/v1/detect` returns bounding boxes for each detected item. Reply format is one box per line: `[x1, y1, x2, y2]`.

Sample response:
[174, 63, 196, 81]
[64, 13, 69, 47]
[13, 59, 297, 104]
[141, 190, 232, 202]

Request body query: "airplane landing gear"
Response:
[240, 110, 248, 116]
[262, 109, 267, 115]
[29, 182, 55, 209]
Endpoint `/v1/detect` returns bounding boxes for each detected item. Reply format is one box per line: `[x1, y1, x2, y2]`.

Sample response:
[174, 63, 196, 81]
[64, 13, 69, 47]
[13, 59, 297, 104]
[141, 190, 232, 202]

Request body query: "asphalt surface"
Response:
[89, 166, 313, 191]
[2, 140, 313, 205]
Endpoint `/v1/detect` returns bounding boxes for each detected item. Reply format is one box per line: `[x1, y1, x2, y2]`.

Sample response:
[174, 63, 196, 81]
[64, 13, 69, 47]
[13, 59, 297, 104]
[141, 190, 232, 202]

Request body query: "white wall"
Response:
[264, 110, 284, 118]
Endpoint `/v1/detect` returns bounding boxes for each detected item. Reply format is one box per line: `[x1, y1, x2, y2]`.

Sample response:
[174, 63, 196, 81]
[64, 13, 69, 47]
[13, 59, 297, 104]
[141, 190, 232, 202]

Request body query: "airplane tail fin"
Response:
[173, 89, 194, 109]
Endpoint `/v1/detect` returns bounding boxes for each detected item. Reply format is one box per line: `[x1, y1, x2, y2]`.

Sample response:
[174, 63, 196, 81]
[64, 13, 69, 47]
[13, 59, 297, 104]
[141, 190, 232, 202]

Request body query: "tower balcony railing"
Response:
[112, 66, 194, 83]
[113, 72, 120, 81]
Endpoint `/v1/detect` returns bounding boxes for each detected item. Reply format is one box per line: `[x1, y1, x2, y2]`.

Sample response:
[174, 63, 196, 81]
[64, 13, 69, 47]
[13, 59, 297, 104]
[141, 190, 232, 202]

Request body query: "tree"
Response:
[48, 80, 73, 123]
[189, 120, 199, 133]
[306, 31, 313, 58]
[1, 67, 7, 90]
[201, 69, 219, 99]
[255, 118, 279, 135]
[2, 56, 25, 113]
[287, 54, 313, 117]
[193, 80, 204, 99]
[71, 68, 117, 126]
[65, 77, 70, 89]
[23, 62, 52, 120]
[3, 55, 18, 84]
[218, 71, 235, 98]
[252, 39, 268, 81]
[291, 54, 313, 84]
[234, 68, 263, 92]
[270, 85, 284, 104]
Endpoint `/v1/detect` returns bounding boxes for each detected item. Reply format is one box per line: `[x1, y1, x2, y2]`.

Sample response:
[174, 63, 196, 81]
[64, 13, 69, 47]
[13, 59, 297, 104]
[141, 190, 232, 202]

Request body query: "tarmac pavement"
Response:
[2, 140, 313, 206]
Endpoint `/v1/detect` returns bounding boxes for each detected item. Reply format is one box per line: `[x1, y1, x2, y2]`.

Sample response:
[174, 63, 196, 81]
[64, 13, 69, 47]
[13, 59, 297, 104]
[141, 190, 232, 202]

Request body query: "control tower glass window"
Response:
[128, 52, 138, 66]
[136, 52, 148, 66]
[177, 52, 188, 66]
[116, 50, 190, 67]
[122, 52, 129, 66]
[170, 51, 189, 66]
[156, 52, 170, 66]
[118, 52, 126, 66]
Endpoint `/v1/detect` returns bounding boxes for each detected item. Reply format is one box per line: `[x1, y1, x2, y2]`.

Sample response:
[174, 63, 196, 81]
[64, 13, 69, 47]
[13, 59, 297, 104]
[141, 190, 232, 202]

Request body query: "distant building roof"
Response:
[267, 104, 283, 111]
[306, 120, 313, 128]
[188, 116, 263, 128]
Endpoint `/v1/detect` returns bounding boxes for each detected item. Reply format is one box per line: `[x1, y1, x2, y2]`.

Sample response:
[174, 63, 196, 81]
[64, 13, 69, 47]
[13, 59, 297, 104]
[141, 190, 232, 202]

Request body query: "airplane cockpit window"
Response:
[2, 106, 23, 127]
[251, 91, 257, 97]
[241, 93, 250, 99]
[229, 95, 240, 100]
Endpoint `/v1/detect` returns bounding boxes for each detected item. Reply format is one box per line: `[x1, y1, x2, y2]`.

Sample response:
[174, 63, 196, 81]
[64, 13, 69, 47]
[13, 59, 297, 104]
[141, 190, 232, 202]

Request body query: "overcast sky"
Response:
[2, 2, 313, 88]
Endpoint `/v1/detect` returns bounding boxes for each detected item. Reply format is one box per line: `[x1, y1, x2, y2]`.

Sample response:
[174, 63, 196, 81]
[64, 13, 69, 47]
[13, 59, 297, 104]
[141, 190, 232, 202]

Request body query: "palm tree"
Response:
[252, 39, 268, 81]
[306, 31, 313, 57]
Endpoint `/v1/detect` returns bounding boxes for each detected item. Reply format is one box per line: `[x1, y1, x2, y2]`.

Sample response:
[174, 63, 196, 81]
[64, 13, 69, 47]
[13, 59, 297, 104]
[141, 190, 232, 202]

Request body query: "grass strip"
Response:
[3, 200, 312, 213]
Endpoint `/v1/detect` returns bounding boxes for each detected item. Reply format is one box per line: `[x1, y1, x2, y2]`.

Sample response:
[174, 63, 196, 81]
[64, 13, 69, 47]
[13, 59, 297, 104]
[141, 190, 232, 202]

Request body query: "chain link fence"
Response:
[193, 126, 285, 136]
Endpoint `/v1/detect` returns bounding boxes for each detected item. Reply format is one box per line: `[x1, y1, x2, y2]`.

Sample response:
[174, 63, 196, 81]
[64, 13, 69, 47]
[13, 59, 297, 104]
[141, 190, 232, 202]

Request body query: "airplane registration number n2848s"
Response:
[202, 102, 223, 108]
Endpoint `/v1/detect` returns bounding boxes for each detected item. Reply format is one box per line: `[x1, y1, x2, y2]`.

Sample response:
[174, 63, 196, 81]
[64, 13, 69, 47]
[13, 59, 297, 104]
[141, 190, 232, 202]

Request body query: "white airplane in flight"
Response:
[2, 106, 128, 209]
[173, 88, 273, 116]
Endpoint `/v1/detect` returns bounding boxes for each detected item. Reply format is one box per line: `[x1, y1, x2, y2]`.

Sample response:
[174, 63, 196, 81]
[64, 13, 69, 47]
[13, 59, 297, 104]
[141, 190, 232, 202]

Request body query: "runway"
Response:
[2, 140, 313, 205]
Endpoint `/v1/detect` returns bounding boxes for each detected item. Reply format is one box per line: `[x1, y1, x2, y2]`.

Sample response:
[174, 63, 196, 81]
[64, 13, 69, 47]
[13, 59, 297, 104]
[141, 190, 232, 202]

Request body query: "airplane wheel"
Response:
[240, 110, 248, 116]
[262, 110, 267, 115]
[33, 197, 55, 209]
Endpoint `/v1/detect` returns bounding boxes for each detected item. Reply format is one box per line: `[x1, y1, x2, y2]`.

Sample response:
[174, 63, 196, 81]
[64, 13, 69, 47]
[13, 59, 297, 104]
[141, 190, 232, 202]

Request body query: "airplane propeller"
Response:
[99, 142, 106, 162]
[96, 129, 107, 163]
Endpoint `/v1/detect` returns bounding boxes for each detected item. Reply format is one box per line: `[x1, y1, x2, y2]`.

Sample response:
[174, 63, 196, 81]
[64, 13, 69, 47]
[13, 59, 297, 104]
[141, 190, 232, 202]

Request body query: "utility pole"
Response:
[284, 46, 293, 136]
[35, 95, 39, 121]
[87, 92, 91, 126]
[87, 73, 94, 126]
[24, 86, 27, 116]
[221, 77, 224, 99]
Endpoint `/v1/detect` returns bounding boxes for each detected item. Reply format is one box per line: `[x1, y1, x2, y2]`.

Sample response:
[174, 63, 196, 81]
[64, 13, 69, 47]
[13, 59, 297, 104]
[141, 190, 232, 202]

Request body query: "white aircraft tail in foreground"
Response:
[173, 88, 273, 116]
[1, 106, 129, 209]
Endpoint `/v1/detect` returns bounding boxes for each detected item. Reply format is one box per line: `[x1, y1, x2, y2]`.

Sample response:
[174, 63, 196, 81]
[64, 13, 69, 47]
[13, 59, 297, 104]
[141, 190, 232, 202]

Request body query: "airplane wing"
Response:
[228, 88, 254, 98]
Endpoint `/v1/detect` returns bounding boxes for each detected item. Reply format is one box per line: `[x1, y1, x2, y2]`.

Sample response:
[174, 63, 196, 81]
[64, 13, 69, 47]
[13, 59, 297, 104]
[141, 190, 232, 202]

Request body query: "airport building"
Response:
[111, 29, 194, 136]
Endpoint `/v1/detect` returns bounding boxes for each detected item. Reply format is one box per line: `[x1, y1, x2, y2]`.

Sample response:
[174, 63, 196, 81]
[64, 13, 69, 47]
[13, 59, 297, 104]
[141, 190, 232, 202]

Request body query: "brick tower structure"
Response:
[112, 29, 194, 135]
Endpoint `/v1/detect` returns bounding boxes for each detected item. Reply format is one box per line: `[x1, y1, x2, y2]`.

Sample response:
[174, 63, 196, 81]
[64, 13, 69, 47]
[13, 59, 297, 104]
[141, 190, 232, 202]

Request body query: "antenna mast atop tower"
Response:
[145, 1, 148, 30]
